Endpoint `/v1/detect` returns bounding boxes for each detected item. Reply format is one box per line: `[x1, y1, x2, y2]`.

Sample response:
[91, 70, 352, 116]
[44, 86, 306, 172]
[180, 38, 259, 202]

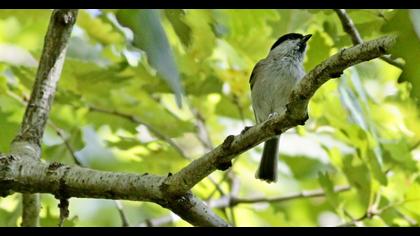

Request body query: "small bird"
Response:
[250, 33, 312, 183]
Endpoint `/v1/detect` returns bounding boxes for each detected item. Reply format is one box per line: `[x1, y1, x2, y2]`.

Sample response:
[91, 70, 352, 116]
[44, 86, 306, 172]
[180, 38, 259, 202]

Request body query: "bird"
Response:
[250, 33, 312, 183]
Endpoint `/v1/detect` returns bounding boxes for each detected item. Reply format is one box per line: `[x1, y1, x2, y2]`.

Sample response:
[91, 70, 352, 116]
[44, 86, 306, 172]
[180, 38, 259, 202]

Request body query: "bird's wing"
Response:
[249, 60, 265, 123]
[249, 60, 264, 90]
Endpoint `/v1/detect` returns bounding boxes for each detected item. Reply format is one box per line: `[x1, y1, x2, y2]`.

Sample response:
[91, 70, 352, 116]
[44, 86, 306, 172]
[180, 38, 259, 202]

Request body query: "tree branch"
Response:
[0, 154, 228, 226]
[334, 9, 404, 69]
[9, 9, 78, 227]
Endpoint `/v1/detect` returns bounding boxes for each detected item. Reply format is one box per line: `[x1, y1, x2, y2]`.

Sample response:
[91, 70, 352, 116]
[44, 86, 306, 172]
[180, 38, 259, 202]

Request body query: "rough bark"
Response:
[0, 154, 228, 226]
[9, 9, 78, 227]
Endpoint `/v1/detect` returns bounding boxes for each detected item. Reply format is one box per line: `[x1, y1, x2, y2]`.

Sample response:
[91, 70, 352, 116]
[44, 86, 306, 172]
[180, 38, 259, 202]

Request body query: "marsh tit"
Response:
[250, 33, 312, 183]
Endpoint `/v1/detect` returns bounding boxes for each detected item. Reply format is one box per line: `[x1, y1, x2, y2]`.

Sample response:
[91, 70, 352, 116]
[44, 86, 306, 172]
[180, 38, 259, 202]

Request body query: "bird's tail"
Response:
[255, 136, 279, 183]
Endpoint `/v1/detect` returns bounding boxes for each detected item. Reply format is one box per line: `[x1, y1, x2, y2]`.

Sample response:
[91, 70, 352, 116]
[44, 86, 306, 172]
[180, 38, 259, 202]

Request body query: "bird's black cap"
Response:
[270, 33, 311, 51]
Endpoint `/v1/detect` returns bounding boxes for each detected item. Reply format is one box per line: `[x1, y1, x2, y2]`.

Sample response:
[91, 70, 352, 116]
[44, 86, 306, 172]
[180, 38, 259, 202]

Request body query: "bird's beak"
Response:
[302, 34, 312, 43]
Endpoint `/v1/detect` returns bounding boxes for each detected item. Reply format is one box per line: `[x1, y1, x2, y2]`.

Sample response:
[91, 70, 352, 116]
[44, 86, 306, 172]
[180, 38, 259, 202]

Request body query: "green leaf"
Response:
[318, 172, 339, 208]
[217, 9, 281, 61]
[42, 144, 72, 164]
[347, 10, 383, 24]
[67, 37, 107, 63]
[382, 10, 420, 105]
[0, 75, 7, 93]
[215, 95, 252, 120]
[164, 10, 192, 47]
[382, 139, 418, 173]
[342, 155, 372, 211]
[10, 66, 37, 90]
[60, 59, 132, 105]
[106, 137, 144, 150]
[283, 155, 333, 180]
[85, 111, 138, 134]
[184, 74, 224, 95]
[304, 31, 331, 71]
[0, 114, 19, 152]
[77, 10, 124, 45]
[69, 128, 85, 151]
[0, 10, 51, 22]
[116, 9, 184, 108]
[366, 149, 387, 185]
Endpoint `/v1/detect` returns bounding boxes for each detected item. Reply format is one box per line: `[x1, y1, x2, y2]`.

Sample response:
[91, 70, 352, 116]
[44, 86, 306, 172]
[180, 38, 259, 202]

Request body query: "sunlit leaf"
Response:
[342, 155, 372, 211]
[382, 10, 420, 105]
[304, 31, 331, 71]
[164, 10, 192, 47]
[77, 10, 124, 45]
[116, 9, 184, 107]
[318, 172, 339, 208]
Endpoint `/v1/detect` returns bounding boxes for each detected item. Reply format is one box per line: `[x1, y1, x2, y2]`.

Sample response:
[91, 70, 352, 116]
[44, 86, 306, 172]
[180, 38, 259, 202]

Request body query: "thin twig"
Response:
[48, 122, 83, 166]
[337, 197, 420, 226]
[114, 200, 130, 227]
[186, 105, 230, 197]
[189, 106, 214, 151]
[410, 140, 420, 150]
[136, 214, 177, 227]
[227, 185, 350, 206]
[87, 106, 187, 159]
[232, 95, 246, 126]
[227, 172, 240, 226]
[205, 160, 238, 201]
[137, 185, 351, 226]
[334, 9, 404, 69]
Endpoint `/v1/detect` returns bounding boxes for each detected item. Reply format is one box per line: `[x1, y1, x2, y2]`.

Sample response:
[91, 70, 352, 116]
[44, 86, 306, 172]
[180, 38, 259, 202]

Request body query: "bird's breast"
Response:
[251, 58, 305, 123]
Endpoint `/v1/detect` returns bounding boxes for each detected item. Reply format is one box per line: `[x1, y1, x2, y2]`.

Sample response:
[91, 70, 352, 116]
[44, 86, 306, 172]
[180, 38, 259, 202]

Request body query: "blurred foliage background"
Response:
[0, 9, 420, 227]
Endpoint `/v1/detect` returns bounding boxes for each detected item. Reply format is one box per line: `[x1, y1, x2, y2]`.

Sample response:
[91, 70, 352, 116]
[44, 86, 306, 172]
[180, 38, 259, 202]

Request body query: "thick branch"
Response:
[12, 9, 78, 152]
[9, 9, 78, 227]
[0, 154, 228, 227]
[161, 35, 397, 197]
[334, 9, 404, 69]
